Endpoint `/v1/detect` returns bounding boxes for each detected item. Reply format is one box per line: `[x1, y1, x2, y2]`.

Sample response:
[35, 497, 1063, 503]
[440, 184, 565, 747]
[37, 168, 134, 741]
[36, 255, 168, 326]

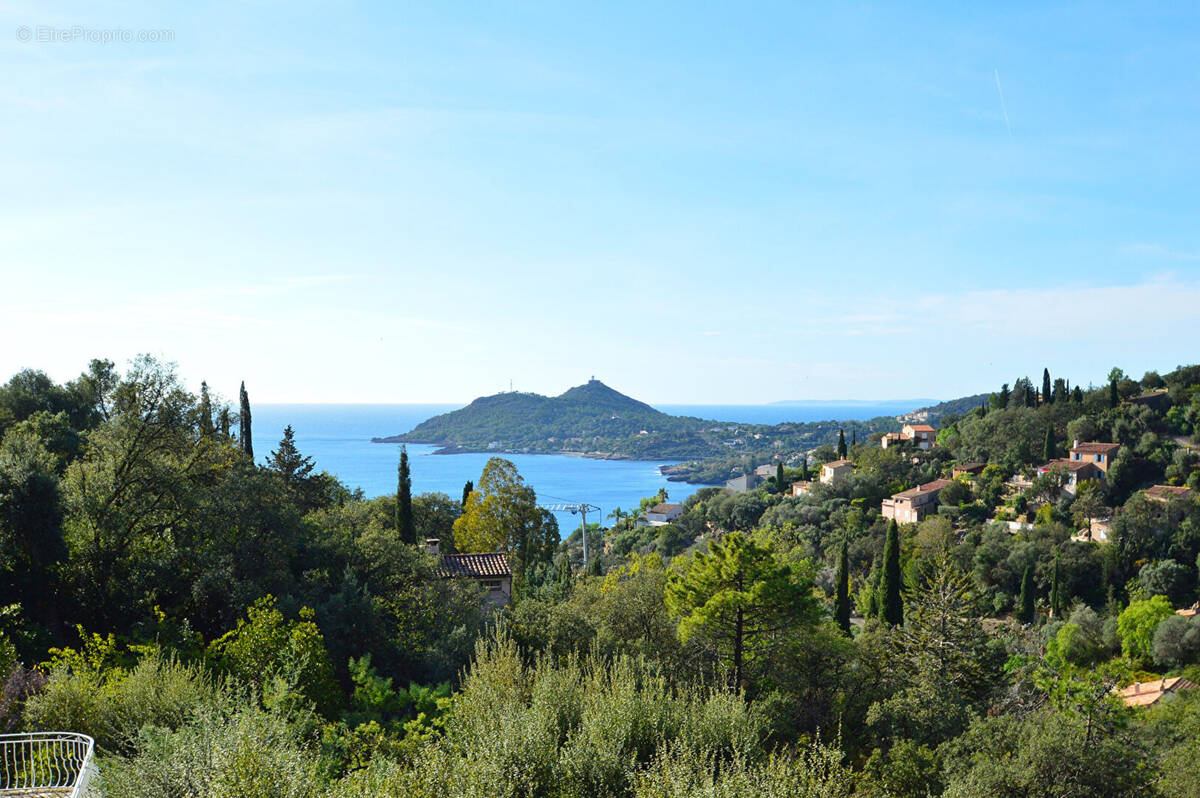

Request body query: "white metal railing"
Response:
[0, 732, 98, 797]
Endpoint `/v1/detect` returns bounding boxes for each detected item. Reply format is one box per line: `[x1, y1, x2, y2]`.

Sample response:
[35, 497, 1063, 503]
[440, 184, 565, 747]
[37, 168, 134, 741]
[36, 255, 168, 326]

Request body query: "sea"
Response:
[250, 400, 926, 535]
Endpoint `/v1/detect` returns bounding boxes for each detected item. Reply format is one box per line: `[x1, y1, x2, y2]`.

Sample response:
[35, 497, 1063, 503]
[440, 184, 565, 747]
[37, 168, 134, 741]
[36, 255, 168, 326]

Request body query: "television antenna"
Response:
[540, 500, 601, 571]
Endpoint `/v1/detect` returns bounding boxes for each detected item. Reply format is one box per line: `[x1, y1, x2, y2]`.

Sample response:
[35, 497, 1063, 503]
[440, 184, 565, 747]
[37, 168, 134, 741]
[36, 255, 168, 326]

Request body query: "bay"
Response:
[250, 400, 921, 535]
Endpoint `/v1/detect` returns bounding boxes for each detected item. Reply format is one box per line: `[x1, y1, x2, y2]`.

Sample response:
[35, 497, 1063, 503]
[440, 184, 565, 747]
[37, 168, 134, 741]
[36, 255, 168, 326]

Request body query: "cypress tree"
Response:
[396, 445, 415, 544]
[461, 480, 474, 507]
[837, 429, 848, 459]
[775, 462, 786, 493]
[1042, 368, 1052, 405]
[198, 380, 214, 436]
[998, 383, 1010, 409]
[866, 556, 881, 619]
[880, 520, 904, 626]
[835, 538, 851, 634]
[1050, 550, 1063, 618]
[1018, 564, 1034, 624]
[238, 381, 253, 459]
[1043, 425, 1055, 462]
[800, 455, 809, 481]
[1109, 377, 1119, 407]
[1073, 385, 1083, 403]
[588, 550, 602, 576]
[217, 406, 231, 437]
[851, 429, 857, 447]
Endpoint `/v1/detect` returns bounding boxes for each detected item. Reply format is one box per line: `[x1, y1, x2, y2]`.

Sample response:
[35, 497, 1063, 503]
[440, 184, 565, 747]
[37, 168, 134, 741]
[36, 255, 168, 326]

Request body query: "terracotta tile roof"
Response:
[954, 462, 986, 473]
[905, 424, 935, 432]
[890, 478, 953, 500]
[823, 459, 853, 469]
[1146, 485, 1192, 500]
[1039, 459, 1098, 473]
[647, 502, 683, 514]
[1117, 677, 1197, 707]
[1070, 441, 1121, 454]
[439, 552, 511, 579]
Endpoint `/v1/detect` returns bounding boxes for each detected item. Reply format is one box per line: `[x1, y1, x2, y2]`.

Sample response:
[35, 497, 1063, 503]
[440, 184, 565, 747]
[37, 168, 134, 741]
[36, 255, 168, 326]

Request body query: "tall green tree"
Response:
[799, 455, 809, 481]
[1042, 368, 1052, 405]
[238, 381, 253, 459]
[1108, 367, 1123, 408]
[665, 532, 821, 691]
[837, 429, 848, 459]
[1043, 425, 1055, 462]
[834, 538, 851, 634]
[1073, 385, 1083, 403]
[453, 458, 557, 593]
[1049, 550, 1063, 618]
[1017, 564, 1035, 624]
[396, 446, 415, 544]
[881, 520, 904, 626]
[461, 479, 473, 508]
[198, 380, 214, 437]
[775, 462, 786, 493]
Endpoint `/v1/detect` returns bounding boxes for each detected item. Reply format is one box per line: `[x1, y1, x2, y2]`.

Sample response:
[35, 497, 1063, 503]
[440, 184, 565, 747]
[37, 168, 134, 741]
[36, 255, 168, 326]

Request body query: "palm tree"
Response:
[657, 487, 669, 503]
[608, 506, 628, 529]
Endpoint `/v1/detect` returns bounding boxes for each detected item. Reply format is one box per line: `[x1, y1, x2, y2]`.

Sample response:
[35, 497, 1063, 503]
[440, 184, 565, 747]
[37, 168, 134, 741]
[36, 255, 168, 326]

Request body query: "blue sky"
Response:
[1, 2, 1197, 404]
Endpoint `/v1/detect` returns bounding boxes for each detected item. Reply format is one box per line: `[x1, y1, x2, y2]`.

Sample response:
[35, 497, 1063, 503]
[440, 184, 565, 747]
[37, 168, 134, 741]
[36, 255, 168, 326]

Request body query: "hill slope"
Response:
[373, 379, 904, 461]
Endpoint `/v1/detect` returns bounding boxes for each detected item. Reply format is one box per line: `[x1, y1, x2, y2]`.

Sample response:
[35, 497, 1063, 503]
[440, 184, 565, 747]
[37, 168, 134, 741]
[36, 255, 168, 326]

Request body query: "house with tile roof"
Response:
[640, 502, 683, 526]
[725, 473, 763, 493]
[880, 424, 937, 450]
[881, 478, 953, 524]
[1117, 677, 1197, 708]
[1036, 459, 1104, 496]
[1069, 441, 1121, 473]
[436, 547, 512, 606]
[1146, 484, 1193, 503]
[952, 462, 986, 478]
[819, 459, 853, 485]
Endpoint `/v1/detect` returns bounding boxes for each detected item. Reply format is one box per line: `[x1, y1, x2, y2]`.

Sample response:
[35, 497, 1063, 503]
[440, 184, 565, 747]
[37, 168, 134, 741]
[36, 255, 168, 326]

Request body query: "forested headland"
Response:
[3, 356, 1200, 796]
[376, 377, 900, 471]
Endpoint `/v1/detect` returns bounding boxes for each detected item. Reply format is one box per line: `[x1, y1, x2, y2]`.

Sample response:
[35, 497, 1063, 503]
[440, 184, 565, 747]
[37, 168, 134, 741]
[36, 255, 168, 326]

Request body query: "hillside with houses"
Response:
[4, 359, 1200, 797]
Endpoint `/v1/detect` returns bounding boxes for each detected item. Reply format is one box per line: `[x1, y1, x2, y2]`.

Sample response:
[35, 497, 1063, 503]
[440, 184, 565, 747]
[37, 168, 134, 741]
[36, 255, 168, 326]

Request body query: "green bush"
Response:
[24, 648, 217, 754]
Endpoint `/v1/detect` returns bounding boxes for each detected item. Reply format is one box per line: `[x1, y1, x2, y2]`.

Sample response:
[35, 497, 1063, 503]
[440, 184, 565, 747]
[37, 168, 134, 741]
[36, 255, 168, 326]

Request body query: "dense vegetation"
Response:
[377, 378, 899, 472]
[4, 357, 1200, 796]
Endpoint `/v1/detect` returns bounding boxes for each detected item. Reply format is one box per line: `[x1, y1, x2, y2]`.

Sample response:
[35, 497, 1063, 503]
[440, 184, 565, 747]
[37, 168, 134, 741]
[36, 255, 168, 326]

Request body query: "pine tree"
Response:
[461, 480, 474, 507]
[217, 406, 232, 437]
[1073, 385, 1083, 403]
[269, 425, 315, 485]
[998, 383, 1010, 409]
[837, 429, 848, 459]
[880, 520, 904, 626]
[775, 462, 786, 493]
[396, 446, 415, 544]
[1018, 564, 1034, 624]
[1043, 425, 1055, 462]
[1049, 550, 1063, 618]
[238, 381, 253, 459]
[835, 538, 851, 634]
[198, 381, 214, 436]
[1042, 368, 1052, 405]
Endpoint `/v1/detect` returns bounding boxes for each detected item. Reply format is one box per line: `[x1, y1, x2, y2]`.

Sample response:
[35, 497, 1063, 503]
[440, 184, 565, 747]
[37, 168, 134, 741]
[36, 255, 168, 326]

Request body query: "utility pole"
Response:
[541, 501, 601, 571]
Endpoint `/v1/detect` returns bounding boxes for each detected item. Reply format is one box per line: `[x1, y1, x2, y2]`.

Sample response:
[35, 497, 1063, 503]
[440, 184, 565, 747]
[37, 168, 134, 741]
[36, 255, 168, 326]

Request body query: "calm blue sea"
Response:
[251, 401, 921, 534]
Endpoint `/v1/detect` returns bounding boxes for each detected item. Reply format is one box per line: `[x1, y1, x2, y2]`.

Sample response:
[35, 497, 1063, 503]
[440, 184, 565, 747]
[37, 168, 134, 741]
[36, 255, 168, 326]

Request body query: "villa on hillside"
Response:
[820, 459, 853, 485]
[791, 481, 814, 497]
[1036, 459, 1104, 496]
[1069, 441, 1121, 473]
[726, 473, 763, 493]
[881, 478, 953, 524]
[1146, 484, 1193, 503]
[431, 540, 512, 606]
[640, 502, 683, 526]
[881, 423, 936, 450]
[754, 463, 779, 478]
[1118, 677, 1197, 708]
[953, 462, 986, 478]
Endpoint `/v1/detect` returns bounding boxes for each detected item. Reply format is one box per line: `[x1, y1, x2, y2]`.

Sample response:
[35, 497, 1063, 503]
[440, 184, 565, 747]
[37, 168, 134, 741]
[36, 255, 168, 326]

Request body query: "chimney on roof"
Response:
[1073, 439, 1079, 449]
[425, 538, 440, 556]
